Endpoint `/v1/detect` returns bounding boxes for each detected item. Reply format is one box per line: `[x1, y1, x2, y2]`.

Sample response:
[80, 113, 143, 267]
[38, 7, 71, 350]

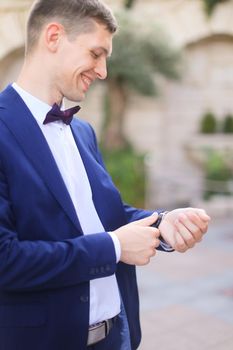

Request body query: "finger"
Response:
[154, 238, 160, 249]
[194, 209, 211, 222]
[134, 213, 158, 227]
[174, 232, 189, 253]
[177, 213, 203, 241]
[148, 227, 160, 238]
[150, 248, 157, 257]
[174, 219, 197, 248]
[186, 211, 209, 234]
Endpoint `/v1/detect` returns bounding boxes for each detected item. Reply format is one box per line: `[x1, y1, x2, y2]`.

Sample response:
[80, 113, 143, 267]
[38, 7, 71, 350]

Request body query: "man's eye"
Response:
[91, 52, 100, 59]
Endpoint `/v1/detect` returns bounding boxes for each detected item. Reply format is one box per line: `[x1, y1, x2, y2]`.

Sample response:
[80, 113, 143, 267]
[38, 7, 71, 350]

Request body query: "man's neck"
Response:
[16, 58, 63, 106]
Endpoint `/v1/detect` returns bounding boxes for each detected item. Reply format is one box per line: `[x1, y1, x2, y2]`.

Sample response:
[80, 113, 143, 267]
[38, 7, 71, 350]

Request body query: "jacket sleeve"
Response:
[0, 161, 117, 292]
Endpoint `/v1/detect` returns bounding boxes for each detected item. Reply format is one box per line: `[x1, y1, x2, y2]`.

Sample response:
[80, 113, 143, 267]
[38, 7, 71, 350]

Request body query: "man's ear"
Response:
[44, 22, 65, 52]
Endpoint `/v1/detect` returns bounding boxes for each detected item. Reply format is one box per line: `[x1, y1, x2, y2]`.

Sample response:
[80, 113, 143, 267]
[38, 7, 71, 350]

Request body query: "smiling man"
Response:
[0, 1, 210, 350]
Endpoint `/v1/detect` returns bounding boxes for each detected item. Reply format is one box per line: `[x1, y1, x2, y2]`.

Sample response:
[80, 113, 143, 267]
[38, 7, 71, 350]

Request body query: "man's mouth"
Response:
[81, 74, 93, 91]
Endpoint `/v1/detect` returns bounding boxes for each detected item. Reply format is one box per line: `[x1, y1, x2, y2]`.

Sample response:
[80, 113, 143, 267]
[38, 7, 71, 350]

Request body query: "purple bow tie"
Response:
[43, 103, 81, 125]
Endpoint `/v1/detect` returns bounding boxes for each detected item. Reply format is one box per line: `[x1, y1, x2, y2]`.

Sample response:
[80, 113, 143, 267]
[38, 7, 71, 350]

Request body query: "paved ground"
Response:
[137, 218, 233, 350]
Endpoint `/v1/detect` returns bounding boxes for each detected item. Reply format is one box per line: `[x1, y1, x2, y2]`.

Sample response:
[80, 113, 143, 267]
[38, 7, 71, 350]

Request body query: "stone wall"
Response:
[0, 0, 29, 89]
[145, 34, 233, 209]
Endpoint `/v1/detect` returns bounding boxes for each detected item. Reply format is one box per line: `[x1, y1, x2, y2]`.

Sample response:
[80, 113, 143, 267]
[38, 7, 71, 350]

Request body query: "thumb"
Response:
[134, 213, 158, 227]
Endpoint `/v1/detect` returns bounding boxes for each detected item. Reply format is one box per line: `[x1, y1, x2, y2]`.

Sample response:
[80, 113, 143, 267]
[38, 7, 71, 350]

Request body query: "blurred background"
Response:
[0, 0, 232, 349]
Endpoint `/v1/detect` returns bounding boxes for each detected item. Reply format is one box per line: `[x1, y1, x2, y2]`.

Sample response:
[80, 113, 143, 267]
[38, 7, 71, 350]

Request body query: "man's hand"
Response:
[114, 214, 160, 266]
[159, 208, 210, 252]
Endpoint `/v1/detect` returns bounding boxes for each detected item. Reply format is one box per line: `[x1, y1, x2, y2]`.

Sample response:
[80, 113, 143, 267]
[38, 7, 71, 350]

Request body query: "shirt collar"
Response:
[12, 83, 59, 126]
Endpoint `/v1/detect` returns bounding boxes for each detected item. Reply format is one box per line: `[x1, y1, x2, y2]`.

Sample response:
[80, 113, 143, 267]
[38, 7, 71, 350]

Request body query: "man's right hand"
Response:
[113, 214, 160, 266]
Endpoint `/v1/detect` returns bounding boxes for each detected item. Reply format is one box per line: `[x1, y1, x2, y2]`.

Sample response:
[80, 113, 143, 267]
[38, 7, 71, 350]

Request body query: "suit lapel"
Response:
[0, 85, 82, 234]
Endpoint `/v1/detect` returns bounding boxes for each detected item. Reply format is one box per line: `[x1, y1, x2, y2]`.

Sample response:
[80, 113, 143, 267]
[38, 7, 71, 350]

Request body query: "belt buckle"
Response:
[87, 322, 106, 346]
[87, 316, 117, 346]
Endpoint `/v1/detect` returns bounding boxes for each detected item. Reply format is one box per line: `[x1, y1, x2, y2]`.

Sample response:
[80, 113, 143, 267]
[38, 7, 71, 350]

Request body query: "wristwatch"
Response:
[153, 211, 169, 228]
[153, 211, 174, 252]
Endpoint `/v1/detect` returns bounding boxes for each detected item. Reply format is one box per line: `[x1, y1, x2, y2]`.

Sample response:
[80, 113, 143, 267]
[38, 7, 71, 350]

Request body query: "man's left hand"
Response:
[159, 208, 210, 252]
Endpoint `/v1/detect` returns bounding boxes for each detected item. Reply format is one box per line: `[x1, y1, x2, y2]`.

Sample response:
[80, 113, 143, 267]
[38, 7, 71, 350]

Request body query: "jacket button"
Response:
[89, 268, 96, 275]
[106, 265, 111, 272]
[80, 295, 89, 303]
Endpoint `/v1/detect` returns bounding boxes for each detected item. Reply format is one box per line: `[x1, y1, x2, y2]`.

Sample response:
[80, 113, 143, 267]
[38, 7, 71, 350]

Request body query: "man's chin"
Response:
[76, 89, 87, 102]
[66, 92, 85, 103]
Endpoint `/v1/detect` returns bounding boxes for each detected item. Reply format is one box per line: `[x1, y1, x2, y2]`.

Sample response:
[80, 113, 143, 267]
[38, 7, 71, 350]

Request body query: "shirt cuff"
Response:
[159, 239, 175, 252]
[107, 232, 121, 263]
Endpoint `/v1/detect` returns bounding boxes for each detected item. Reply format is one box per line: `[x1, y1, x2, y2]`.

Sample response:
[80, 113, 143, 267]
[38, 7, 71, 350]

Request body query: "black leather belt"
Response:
[87, 316, 117, 346]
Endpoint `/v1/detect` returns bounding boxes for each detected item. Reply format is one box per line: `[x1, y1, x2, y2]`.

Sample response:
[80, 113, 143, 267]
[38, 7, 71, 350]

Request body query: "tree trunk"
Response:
[102, 79, 128, 151]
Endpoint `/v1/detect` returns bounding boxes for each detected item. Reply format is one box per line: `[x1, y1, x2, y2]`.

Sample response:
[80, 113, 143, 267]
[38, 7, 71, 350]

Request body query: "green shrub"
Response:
[222, 114, 233, 133]
[204, 151, 233, 200]
[200, 111, 217, 134]
[101, 146, 146, 208]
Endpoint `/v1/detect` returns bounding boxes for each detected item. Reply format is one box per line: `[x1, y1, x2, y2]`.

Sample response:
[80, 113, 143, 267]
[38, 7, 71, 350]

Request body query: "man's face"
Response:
[55, 22, 113, 102]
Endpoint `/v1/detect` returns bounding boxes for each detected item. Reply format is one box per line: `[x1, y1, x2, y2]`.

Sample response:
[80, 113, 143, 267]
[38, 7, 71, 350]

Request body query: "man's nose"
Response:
[95, 57, 107, 80]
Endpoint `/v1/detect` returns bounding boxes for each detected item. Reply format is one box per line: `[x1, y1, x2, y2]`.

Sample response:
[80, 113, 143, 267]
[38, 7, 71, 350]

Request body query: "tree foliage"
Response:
[101, 10, 182, 150]
[124, 0, 136, 9]
[108, 11, 182, 97]
[203, 0, 228, 15]
[125, 0, 230, 15]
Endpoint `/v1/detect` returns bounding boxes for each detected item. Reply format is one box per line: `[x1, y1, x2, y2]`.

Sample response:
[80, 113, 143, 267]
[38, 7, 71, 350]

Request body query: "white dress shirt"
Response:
[12, 83, 121, 325]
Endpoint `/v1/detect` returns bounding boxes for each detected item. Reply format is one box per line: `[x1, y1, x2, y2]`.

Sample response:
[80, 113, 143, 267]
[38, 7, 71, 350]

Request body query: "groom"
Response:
[0, 0, 210, 349]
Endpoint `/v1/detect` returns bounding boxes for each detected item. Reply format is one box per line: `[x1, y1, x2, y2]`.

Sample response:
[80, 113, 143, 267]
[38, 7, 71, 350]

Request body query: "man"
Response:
[0, 0, 210, 349]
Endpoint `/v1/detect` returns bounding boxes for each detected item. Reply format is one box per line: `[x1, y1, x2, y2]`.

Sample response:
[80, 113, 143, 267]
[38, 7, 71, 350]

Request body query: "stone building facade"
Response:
[0, 0, 233, 215]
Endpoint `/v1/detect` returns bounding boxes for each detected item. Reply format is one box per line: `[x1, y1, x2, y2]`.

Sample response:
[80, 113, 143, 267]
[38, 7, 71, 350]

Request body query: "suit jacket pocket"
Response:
[0, 304, 47, 328]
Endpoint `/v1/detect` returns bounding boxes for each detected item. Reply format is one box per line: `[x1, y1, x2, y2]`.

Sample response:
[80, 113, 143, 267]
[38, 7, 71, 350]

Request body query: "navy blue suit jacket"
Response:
[0, 85, 158, 350]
